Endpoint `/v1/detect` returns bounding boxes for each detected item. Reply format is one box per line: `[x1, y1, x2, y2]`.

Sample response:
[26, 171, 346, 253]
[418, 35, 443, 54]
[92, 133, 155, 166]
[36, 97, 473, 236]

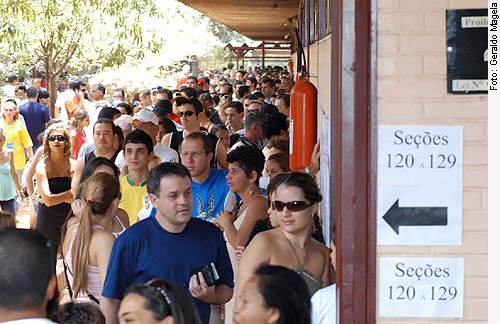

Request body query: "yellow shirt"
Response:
[0, 119, 33, 170]
[119, 175, 148, 225]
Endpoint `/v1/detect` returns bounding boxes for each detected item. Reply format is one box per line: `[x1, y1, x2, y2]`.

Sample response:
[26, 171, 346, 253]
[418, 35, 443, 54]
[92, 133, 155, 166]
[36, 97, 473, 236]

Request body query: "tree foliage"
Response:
[0, 0, 162, 115]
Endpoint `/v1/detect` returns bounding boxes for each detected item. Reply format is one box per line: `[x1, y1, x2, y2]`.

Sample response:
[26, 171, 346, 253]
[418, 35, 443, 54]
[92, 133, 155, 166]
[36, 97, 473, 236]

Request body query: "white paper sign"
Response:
[377, 125, 463, 245]
[320, 112, 331, 245]
[378, 257, 464, 318]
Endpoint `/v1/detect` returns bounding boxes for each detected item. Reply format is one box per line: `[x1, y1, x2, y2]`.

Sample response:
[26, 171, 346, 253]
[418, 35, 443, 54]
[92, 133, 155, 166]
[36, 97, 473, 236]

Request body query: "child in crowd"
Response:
[69, 109, 90, 159]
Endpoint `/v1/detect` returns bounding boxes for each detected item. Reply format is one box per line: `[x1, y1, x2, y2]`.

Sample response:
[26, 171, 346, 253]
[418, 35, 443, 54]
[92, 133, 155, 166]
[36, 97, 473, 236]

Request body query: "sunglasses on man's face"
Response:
[271, 200, 312, 212]
[47, 135, 66, 142]
[178, 110, 195, 118]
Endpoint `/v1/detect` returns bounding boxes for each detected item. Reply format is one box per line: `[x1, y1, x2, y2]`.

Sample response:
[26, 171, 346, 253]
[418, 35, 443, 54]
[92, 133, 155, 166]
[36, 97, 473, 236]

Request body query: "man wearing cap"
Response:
[114, 109, 178, 168]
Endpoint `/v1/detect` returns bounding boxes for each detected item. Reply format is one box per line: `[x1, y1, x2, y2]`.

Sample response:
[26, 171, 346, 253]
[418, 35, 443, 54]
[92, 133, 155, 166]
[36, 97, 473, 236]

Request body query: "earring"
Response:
[249, 183, 254, 196]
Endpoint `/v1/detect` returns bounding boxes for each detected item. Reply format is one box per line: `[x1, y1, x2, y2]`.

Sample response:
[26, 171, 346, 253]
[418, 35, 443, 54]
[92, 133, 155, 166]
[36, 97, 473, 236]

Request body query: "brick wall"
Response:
[377, 0, 487, 323]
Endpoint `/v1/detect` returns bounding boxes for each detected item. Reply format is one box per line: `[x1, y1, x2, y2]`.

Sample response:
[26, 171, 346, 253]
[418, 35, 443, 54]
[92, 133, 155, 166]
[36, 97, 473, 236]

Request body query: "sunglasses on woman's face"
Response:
[178, 110, 195, 118]
[271, 200, 312, 212]
[47, 135, 66, 142]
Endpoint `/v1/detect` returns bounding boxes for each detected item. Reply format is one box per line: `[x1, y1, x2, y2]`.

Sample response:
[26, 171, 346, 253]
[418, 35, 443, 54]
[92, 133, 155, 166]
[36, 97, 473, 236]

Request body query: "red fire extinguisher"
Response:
[289, 70, 317, 171]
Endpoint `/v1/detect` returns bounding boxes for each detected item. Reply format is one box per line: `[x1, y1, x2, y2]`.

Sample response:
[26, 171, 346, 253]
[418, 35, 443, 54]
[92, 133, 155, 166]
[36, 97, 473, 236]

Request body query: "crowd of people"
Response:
[0, 64, 335, 324]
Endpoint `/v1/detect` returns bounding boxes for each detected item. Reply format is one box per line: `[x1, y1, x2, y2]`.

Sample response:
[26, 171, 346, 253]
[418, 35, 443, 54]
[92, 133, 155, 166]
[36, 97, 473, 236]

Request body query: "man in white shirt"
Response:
[311, 238, 336, 324]
[2, 73, 17, 98]
[0, 229, 59, 324]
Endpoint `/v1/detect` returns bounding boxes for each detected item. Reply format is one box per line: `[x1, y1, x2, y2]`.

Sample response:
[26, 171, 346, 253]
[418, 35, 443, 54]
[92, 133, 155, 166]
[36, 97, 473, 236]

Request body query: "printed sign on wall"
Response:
[447, 9, 488, 94]
[379, 257, 464, 318]
[377, 125, 463, 245]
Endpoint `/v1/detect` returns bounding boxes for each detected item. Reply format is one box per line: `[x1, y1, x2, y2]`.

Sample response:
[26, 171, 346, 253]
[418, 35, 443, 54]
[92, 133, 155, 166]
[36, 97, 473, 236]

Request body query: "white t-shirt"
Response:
[2, 84, 16, 97]
[54, 89, 76, 121]
[311, 284, 336, 324]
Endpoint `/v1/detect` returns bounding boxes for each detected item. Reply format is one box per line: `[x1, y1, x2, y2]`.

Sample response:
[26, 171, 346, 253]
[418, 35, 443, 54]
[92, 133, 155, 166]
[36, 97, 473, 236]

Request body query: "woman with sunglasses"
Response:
[35, 123, 74, 250]
[119, 278, 201, 324]
[236, 172, 330, 300]
[214, 145, 269, 324]
[61, 172, 120, 305]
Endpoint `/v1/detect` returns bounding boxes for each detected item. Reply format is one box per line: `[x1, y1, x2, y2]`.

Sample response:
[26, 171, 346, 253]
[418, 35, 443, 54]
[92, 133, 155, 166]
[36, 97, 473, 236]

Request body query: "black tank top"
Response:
[84, 149, 120, 164]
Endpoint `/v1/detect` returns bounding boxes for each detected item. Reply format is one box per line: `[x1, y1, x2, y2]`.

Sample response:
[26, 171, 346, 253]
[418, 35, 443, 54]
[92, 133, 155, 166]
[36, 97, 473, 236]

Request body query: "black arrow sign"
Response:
[383, 199, 448, 235]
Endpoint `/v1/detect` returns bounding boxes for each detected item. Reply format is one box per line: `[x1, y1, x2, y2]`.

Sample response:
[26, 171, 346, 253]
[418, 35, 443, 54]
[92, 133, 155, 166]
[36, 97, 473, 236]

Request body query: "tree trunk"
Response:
[47, 74, 58, 118]
[45, 49, 59, 118]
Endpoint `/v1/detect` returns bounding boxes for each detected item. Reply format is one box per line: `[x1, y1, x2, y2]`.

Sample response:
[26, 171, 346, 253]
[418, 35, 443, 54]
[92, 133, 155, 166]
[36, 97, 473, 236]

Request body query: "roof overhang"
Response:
[178, 0, 299, 42]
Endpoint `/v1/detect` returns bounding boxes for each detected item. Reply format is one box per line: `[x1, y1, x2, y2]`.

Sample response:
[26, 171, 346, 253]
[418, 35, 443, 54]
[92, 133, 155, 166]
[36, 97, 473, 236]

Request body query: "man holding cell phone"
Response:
[101, 162, 234, 324]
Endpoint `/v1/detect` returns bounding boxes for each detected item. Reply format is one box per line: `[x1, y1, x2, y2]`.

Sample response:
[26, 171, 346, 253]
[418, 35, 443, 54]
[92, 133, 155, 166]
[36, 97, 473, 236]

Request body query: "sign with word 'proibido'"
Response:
[446, 9, 487, 94]
[377, 125, 463, 245]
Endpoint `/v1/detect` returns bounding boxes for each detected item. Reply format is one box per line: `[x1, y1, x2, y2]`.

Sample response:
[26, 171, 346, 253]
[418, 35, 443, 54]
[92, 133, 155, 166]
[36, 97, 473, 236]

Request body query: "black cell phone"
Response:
[190, 262, 220, 286]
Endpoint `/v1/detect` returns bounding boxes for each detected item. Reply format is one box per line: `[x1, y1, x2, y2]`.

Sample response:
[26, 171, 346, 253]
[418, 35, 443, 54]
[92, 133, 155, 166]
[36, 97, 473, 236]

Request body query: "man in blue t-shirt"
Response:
[101, 163, 234, 324]
[180, 132, 231, 222]
[18, 86, 50, 151]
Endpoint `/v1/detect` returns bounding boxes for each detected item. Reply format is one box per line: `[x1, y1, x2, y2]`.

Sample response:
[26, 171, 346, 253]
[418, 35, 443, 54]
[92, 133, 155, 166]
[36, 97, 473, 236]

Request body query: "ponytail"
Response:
[71, 198, 93, 296]
[70, 172, 120, 297]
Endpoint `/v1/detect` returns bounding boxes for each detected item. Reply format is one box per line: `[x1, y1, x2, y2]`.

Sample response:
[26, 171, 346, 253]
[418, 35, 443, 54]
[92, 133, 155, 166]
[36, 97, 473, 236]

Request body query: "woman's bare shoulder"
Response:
[252, 227, 282, 243]
[35, 158, 48, 174]
[91, 227, 115, 246]
[310, 238, 331, 256]
[250, 195, 268, 207]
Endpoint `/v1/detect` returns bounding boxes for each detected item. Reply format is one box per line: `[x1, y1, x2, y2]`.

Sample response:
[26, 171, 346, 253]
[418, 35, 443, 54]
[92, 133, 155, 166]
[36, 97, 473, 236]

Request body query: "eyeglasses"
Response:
[178, 111, 195, 118]
[271, 200, 312, 212]
[47, 135, 66, 142]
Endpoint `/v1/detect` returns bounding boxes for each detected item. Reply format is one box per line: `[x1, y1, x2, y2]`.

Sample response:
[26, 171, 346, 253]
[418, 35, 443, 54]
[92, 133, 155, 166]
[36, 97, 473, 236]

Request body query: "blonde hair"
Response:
[71, 172, 120, 297]
[42, 124, 71, 158]
[1, 101, 19, 120]
[70, 109, 89, 129]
